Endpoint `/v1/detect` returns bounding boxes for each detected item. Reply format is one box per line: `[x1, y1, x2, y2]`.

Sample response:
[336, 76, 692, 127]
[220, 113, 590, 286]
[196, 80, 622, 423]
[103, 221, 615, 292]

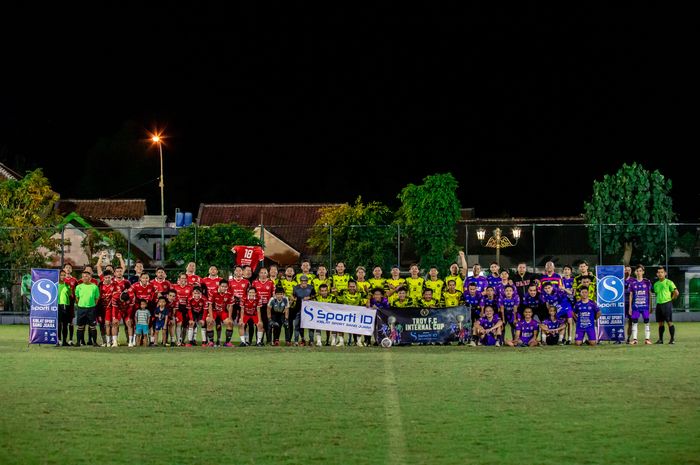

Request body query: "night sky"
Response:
[1, 6, 695, 220]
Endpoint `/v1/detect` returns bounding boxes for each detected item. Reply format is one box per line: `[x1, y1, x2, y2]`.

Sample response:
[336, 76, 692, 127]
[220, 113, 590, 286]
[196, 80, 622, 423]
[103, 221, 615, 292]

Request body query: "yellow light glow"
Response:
[152, 135, 161, 143]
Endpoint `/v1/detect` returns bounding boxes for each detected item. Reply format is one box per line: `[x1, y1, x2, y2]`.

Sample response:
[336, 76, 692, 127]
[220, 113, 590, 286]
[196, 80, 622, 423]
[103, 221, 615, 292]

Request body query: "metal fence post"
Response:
[532, 224, 536, 271]
[598, 224, 603, 265]
[60, 226, 65, 268]
[328, 225, 333, 270]
[127, 227, 132, 278]
[397, 224, 401, 267]
[664, 223, 669, 270]
[465, 224, 469, 261]
[194, 224, 198, 264]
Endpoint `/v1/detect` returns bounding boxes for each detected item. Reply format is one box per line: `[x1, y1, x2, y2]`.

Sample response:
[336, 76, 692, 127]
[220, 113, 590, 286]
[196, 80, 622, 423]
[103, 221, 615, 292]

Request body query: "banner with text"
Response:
[29, 268, 59, 345]
[374, 305, 471, 345]
[301, 301, 377, 336]
[596, 265, 625, 342]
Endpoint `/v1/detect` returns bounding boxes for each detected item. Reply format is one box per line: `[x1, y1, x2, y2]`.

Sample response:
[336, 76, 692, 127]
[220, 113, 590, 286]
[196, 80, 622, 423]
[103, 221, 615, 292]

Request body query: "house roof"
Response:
[197, 203, 343, 256]
[57, 199, 147, 220]
[461, 215, 585, 224]
[197, 203, 342, 226]
[0, 162, 20, 181]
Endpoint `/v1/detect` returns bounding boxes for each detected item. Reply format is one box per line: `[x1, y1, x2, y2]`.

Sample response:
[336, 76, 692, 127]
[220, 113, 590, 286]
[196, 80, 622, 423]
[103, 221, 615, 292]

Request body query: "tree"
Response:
[397, 173, 461, 273]
[307, 198, 396, 270]
[584, 162, 677, 265]
[80, 229, 129, 264]
[0, 169, 62, 310]
[167, 223, 262, 274]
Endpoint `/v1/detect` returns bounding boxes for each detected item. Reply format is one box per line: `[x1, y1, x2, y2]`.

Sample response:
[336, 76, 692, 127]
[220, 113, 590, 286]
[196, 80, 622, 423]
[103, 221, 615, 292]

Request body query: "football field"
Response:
[1, 324, 700, 465]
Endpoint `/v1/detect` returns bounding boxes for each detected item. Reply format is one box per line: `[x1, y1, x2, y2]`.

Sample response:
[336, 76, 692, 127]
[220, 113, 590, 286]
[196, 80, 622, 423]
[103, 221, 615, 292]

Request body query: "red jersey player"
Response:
[62, 264, 79, 345]
[108, 282, 136, 347]
[185, 262, 201, 286]
[252, 267, 275, 343]
[186, 287, 208, 346]
[238, 287, 264, 346]
[200, 266, 221, 298]
[151, 267, 172, 300]
[207, 280, 235, 347]
[97, 270, 118, 347]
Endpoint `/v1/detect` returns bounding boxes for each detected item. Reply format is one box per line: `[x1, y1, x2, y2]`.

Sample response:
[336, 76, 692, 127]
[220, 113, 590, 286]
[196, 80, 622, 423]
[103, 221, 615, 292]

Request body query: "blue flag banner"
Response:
[374, 306, 470, 345]
[595, 265, 625, 342]
[29, 268, 59, 345]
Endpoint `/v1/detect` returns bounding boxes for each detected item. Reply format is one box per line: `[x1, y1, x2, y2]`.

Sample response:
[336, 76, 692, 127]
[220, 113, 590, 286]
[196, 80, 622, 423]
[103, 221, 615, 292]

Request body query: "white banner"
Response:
[301, 301, 377, 336]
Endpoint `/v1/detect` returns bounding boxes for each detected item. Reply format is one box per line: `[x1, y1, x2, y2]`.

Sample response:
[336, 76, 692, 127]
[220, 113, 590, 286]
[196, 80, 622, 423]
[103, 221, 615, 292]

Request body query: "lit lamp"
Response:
[150, 132, 165, 263]
[476, 227, 521, 266]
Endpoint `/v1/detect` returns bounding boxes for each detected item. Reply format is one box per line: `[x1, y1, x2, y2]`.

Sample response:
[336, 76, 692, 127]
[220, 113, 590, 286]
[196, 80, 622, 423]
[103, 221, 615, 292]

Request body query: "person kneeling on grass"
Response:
[573, 286, 600, 346]
[474, 305, 503, 346]
[507, 307, 539, 347]
[134, 299, 151, 347]
[540, 305, 566, 346]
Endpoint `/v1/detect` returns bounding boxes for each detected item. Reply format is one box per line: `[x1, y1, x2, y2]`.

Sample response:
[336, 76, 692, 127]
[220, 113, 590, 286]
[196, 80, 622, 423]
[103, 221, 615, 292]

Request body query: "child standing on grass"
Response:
[153, 296, 169, 346]
[134, 299, 151, 347]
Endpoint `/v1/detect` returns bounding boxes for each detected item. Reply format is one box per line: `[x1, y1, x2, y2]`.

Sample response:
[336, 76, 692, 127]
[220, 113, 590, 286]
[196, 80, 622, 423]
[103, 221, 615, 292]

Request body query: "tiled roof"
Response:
[57, 199, 147, 220]
[0, 162, 20, 181]
[197, 203, 343, 255]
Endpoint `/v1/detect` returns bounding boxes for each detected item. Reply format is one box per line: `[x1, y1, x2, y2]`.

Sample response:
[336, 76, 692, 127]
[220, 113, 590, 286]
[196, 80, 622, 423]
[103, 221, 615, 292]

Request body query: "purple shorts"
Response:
[630, 306, 650, 321]
[481, 333, 498, 346]
[519, 335, 532, 346]
[505, 311, 517, 325]
[575, 327, 597, 342]
[557, 308, 574, 319]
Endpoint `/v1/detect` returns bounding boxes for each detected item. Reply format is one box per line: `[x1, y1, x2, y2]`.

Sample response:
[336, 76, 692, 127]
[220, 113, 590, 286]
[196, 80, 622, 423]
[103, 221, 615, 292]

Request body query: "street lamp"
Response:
[151, 133, 165, 264]
[476, 227, 521, 266]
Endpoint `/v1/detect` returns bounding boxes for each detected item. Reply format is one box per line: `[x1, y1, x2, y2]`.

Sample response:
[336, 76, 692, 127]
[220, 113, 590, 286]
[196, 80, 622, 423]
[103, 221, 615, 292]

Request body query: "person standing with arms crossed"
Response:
[653, 266, 679, 344]
[74, 271, 100, 346]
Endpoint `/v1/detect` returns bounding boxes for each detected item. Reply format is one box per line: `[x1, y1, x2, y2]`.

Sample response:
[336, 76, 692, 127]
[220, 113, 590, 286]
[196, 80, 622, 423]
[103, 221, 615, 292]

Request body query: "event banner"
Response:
[596, 265, 625, 342]
[301, 301, 377, 336]
[374, 305, 470, 345]
[29, 268, 59, 345]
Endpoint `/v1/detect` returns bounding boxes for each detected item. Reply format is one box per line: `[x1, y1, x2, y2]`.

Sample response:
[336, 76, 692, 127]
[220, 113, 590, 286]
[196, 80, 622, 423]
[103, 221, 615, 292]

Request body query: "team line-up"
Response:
[54, 247, 680, 349]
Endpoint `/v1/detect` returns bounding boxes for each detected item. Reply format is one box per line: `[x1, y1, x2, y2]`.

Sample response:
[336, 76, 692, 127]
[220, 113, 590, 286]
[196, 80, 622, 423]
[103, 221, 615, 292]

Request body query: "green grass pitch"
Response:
[1, 324, 700, 465]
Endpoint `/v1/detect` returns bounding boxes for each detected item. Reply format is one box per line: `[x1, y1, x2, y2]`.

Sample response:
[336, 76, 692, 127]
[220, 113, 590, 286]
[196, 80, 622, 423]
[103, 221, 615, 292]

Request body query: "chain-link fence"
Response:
[2, 223, 699, 313]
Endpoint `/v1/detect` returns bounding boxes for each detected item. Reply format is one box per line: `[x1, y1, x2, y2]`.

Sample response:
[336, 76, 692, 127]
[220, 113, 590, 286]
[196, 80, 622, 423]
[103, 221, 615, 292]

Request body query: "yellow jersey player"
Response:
[386, 265, 406, 304]
[442, 279, 464, 307]
[424, 266, 445, 302]
[405, 263, 425, 302]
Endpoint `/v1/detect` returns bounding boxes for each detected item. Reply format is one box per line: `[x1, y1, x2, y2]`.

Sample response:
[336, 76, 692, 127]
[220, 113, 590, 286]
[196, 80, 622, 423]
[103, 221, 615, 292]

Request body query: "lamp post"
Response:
[152, 134, 165, 264]
[476, 227, 521, 266]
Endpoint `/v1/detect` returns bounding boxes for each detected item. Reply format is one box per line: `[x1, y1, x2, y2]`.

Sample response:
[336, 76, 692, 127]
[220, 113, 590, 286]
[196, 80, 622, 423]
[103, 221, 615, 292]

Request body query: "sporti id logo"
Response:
[303, 306, 374, 325]
[31, 279, 57, 306]
[598, 275, 623, 303]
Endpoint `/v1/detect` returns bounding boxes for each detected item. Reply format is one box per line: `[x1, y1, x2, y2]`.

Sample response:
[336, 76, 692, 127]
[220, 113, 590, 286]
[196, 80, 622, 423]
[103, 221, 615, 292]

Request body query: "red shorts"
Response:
[175, 310, 186, 323]
[212, 311, 229, 322]
[105, 307, 120, 322]
[242, 314, 259, 326]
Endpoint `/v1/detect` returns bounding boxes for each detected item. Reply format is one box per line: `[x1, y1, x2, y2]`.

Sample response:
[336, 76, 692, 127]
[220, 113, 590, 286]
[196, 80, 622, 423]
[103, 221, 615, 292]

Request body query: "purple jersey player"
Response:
[487, 262, 501, 289]
[499, 285, 520, 338]
[628, 265, 653, 344]
[466, 264, 488, 293]
[561, 265, 575, 303]
[474, 306, 502, 346]
[624, 265, 634, 342]
[540, 305, 566, 345]
[507, 307, 539, 347]
[479, 287, 499, 318]
[573, 287, 600, 346]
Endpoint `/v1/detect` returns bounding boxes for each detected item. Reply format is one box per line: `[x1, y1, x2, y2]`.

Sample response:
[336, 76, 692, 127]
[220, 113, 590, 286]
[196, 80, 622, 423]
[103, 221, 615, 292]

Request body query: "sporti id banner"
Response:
[301, 301, 377, 336]
[29, 268, 59, 344]
[596, 265, 625, 342]
[374, 306, 470, 346]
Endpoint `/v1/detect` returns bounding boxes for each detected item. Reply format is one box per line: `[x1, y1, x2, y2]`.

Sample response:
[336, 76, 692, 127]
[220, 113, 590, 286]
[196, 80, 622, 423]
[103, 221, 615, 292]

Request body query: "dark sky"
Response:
[1, 5, 695, 220]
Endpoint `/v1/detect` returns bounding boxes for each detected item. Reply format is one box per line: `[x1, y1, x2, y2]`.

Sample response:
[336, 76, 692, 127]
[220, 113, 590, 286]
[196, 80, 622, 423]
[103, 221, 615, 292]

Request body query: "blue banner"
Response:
[595, 265, 625, 342]
[29, 269, 59, 345]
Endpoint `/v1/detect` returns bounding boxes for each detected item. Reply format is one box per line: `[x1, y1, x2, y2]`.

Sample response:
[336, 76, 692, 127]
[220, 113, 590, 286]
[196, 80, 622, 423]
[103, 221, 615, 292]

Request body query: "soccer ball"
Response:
[381, 338, 393, 348]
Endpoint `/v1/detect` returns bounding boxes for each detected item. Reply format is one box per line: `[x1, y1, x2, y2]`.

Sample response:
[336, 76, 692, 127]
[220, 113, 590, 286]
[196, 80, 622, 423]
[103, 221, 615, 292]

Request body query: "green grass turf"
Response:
[1, 324, 700, 465]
